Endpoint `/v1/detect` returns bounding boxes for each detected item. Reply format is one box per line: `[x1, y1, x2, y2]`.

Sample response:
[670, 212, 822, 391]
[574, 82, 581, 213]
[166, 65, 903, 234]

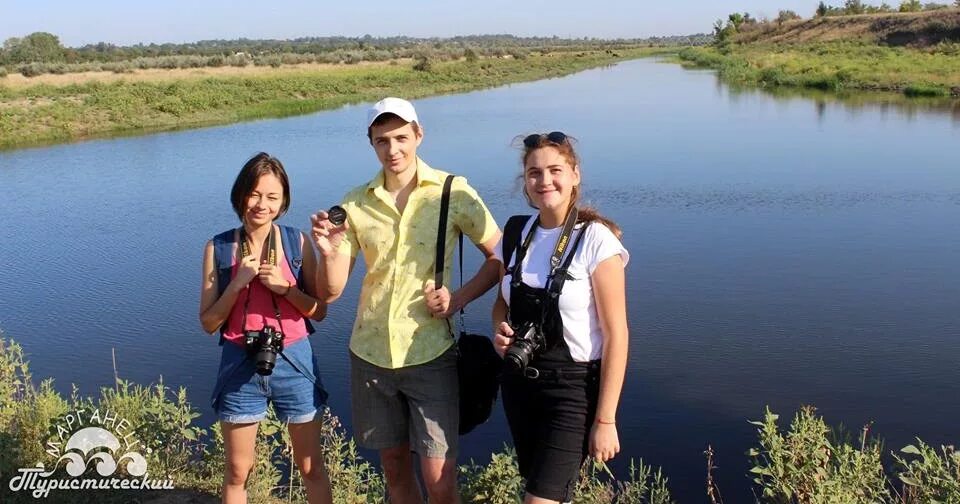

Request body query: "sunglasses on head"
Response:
[523, 131, 568, 148]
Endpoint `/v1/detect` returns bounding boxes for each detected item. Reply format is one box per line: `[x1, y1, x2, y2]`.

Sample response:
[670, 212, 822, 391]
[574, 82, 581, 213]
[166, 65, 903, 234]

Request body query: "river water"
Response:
[1, 58, 958, 500]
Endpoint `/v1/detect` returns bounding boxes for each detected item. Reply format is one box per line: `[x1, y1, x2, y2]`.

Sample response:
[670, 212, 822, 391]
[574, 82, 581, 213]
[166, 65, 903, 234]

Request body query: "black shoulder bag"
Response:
[435, 175, 501, 435]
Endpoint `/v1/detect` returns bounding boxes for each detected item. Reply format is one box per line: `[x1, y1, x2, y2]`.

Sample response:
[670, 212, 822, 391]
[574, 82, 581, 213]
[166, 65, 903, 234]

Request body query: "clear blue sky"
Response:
[1, 0, 822, 46]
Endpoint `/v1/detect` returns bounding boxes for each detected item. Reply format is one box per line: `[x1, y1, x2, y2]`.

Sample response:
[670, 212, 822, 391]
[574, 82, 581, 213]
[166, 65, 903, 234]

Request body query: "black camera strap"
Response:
[508, 207, 584, 333]
[237, 225, 284, 338]
[547, 221, 587, 298]
[510, 206, 580, 290]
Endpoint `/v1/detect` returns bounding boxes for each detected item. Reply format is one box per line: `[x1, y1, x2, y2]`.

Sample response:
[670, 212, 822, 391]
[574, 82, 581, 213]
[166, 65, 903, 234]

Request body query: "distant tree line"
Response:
[0, 32, 712, 77]
[713, 1, 958, 43]
[815, 0, 956, 16]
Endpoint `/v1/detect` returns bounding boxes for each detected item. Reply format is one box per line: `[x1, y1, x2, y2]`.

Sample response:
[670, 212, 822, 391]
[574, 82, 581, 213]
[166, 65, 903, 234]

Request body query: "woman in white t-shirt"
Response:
[492, 132, 629, 504]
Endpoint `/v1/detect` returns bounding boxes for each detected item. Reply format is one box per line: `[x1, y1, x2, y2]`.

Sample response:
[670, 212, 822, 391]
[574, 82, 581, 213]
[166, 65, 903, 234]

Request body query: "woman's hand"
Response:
[493, 321, 514, 358]
[235, 255, 260, 287]
[258, 263, 290, 295]
[310, 210, 349, 258]
[589, 422, 620, 463]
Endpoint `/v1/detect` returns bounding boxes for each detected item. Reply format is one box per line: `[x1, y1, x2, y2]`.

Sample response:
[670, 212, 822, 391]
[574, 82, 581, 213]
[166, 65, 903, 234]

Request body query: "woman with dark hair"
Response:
[199, 153, 332, 504]
[493, 133, 629, 504]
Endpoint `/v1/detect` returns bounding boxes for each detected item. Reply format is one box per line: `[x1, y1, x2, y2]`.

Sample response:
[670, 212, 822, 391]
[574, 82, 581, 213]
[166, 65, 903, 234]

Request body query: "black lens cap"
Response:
[327, 205, 347, 226]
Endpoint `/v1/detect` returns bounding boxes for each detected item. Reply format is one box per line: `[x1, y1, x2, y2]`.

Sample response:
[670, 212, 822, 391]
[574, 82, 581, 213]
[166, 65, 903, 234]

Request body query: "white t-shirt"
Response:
[494, 217, 629, 362]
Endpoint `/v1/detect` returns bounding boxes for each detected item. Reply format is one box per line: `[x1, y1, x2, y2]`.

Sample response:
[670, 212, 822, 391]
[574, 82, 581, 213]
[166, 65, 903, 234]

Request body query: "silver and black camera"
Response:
[244, 327, 284, 376]
[503, 321, 544, 374]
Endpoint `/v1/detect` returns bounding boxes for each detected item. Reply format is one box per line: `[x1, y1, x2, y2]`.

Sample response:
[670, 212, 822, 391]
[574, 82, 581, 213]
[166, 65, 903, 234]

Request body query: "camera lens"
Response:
[255, 349, 277, 376]
[504, 342, 531, 373]
[504, 352, 524, 373]
[327, 205, 347, 226]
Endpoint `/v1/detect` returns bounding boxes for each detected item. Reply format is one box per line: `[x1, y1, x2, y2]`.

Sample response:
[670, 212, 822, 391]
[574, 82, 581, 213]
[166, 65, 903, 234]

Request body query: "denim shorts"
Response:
[211, 337, 328, 424]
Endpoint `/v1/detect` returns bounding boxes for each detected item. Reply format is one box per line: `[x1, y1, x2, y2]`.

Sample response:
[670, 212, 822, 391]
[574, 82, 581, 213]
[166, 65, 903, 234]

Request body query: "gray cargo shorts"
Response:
[349, 346, 459, 459]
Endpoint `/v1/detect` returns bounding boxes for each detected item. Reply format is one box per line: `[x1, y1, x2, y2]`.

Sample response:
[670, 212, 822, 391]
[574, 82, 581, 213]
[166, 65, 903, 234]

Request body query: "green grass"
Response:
[0, 334, 673, 503]
[904, 83, 950, 96]
[3, 332, 959, 502]
[676, 42, 960, 98]
[744, 406, 960, 503]
[0, 49, 668, 151]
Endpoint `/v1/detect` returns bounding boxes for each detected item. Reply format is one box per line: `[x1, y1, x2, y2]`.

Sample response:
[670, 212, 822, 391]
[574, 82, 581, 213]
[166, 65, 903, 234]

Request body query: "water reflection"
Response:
[591, 186, 960, 211]
[719, 75, 960, 124]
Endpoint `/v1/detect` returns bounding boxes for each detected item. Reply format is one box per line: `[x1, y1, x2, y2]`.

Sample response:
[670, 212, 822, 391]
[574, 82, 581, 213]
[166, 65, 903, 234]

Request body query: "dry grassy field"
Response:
[0, 59, 408, 89]
[0, 49, 655, 150]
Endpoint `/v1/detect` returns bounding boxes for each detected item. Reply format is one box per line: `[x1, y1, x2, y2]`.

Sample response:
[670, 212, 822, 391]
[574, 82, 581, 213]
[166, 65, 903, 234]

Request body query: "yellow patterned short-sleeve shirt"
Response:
[338, 158, 499, 369]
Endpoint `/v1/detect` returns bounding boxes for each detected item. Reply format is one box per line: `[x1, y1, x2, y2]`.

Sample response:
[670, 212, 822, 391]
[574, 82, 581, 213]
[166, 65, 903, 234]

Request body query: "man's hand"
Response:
[310, 210, 349, 258]
[423, 280, 453, 318]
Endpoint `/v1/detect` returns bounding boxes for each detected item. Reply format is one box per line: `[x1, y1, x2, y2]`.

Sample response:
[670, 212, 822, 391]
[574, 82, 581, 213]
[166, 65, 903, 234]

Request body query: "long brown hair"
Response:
[516, 133, 622, 239]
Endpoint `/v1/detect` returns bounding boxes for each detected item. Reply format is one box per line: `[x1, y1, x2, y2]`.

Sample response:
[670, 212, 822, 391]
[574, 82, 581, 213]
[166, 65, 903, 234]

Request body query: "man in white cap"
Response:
[311, 97, 501, 503]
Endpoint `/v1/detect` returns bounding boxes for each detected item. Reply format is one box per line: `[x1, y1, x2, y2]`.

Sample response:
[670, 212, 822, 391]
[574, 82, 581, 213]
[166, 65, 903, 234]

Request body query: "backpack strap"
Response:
[212, 229, 238, 345]
[280, 224, 303, 280]
[501, 215, 530, 276]
[212, 226, 316, 342]
[213, 229, 238, 299]
[280, 225, 315, 335]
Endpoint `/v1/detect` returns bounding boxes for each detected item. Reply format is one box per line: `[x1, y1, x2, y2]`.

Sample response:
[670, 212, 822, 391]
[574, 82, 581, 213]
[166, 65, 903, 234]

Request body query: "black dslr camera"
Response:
[503, 321, 544, 375]
[244, 327, 284, 376]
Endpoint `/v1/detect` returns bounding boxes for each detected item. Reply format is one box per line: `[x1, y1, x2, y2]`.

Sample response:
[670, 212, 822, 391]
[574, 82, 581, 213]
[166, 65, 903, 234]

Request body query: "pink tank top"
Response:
[222, 246, 309, 346]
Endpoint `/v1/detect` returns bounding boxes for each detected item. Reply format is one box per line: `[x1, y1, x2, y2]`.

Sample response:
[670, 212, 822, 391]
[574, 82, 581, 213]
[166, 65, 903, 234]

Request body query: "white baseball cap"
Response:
[367, 97, 419, 128]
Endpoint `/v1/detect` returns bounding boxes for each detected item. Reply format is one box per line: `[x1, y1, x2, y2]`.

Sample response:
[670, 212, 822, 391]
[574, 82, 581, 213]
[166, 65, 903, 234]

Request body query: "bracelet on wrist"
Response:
[280, 281, 292, 297]
[595, 418, 616, 425]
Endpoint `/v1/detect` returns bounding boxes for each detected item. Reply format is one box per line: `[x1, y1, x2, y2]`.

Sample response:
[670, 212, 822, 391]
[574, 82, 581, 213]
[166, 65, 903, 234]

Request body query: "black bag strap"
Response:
[458, 230, 466, 331]
[434, 175, 459, 336]
[434, 175, 456, 289]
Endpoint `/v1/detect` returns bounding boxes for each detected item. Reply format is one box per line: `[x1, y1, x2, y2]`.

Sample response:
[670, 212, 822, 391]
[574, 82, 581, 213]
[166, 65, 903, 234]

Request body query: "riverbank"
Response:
[676, 9, 960, 98]
[676, 42, 960, 97]
[2, 333, 957, 503]
[0, 48, 664, 151]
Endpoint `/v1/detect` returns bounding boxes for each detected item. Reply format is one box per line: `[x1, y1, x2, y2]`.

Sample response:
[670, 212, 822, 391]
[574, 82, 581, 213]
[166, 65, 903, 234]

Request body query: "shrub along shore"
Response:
[678, 8, 960, 99]
[0, 48, 664, 151]
[676, 42, 960, 98]
[2, 334, 957, 503]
